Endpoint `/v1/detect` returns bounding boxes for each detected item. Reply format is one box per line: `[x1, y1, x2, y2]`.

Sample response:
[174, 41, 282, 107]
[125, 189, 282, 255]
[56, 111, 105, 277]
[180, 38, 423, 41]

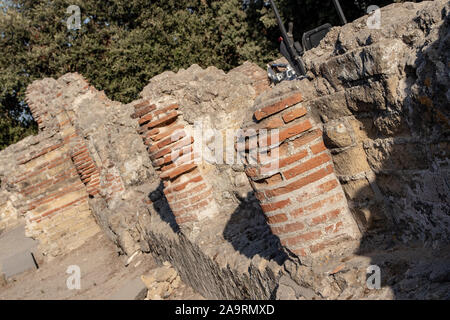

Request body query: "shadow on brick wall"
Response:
[223, 191, 288, 265]
[148, 181, 180, 234]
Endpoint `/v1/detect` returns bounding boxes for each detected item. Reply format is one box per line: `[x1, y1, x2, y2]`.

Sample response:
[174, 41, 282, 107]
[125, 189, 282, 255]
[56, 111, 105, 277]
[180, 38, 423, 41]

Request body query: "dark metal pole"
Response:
[269, 0, 306, 76]
[270, 0, 289, 42]
[332, 0, 348, 25]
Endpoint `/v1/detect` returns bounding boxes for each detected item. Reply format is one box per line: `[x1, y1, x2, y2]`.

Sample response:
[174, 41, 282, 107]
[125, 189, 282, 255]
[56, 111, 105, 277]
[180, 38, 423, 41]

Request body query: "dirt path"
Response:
[0, 232, 202, 300]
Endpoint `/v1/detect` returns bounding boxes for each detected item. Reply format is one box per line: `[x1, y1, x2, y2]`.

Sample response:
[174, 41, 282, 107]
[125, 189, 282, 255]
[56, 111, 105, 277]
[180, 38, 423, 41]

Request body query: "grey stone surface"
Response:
[108, 277, 148, 300]
[0, 225, 38, 278]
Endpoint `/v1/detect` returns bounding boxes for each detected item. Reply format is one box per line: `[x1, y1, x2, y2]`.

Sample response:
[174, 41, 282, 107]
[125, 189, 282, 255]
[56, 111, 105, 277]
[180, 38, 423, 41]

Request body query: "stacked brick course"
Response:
[11, 136, 100, 256]
[0, 79, 117, 256]
[132, 99, 217, 227]
[241, 92, 360, 257]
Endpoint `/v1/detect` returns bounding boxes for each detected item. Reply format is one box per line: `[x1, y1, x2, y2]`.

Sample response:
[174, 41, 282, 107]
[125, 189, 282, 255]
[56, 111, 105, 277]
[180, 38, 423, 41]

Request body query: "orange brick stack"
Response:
[25, 88, 51, 130]
[132, 99, 216, 227]
[12, 138, 99, 250]
[241, 92, 358, 257]
[64, 133, 101, 197]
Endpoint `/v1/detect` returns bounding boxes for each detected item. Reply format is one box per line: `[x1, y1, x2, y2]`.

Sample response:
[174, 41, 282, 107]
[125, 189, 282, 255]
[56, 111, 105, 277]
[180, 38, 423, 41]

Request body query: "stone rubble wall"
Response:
[0, 0, 448, 299]
[0, 191, 20, 232]
[292, 0, 449, 246]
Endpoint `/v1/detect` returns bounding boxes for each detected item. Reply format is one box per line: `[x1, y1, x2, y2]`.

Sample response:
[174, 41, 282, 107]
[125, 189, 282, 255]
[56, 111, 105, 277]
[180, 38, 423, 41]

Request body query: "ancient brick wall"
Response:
[0, 0, 448, 300]
[132, 98, 218, 228]
[240, 91, 361, 258]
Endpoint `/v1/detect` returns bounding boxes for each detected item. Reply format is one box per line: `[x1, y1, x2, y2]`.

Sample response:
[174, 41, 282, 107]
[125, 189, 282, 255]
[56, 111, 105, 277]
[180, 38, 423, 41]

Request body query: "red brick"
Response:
[134, 100, 151, 109]
[73, 154, 90, 165]
[161, 163, 176, 172]
[292, 129, 323, 148]
[264, 117, 284, 129]
[303, 193, 344, 215]
[176, 214, 198, 224]
[156, 130, 186, 149]
[138, 113, 153, 125]
[283, 153, 331, 180]
[170, 175, 204, 193]
[189, 189, 213, 205]
[150, 137, 193, 160]
[279, 120, 312, 143]
[131, 104, 156, 119]
[187, 198, 210, 211]
[77, 161, 95, 171]
[309, 235, 349, 254]
[87, 180, 100, 188]
[281, 230, 322, 247]
[171, 168, 198, 185]
[150, 124, 184, 142]
[154, 145, 193, 167]
[81, 176, 92, 184]
[165, 163, 197, 180]
[266, 213, 288, 224]
[154, 103, 179, 117]
[147, 128, 160, 137]
[311, 213, 327, 225]
[260, 198, 291, 212]
[290, 207, 304, 218]
[309, 242, 327, 254]
[266, 173, 283, 185]
[80, 167, 96, 177]
[258, 120, 312, 148]
[324, 220, 344, 234]
[171, 207, 186, 216]
[47, 159, 70, 170]
[293, 248, 307, 257]
[245, 167, 259, 178]
[265, 165, 334, 198]
[311, 141, 327, 154]
[294, 179, 339, 204]
[261, 150, 308, 173]
[170, 183, 207, 202]
[255, 192, 265, 202]
[254, 92, 303, 121]
[71, 147, 88, 157]
[282, 106, 307, 123]
[33, 195, 87, 221]
[148, 144, 158, 153]
[271, 222, 305, 235]
[143, 111, 178, 130]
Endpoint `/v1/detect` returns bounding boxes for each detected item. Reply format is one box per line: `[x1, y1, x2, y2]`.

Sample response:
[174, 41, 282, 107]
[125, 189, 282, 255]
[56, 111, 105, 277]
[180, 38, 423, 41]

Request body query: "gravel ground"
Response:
[0, 232, 202, 300]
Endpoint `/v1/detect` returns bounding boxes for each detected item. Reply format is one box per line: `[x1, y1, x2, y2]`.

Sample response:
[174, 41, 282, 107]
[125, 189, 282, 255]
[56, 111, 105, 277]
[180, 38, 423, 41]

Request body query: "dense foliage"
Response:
[0, 0, 405, 149]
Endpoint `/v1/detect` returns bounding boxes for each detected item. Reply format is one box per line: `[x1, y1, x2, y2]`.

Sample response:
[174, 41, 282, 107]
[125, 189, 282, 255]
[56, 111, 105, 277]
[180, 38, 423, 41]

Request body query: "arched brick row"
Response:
[132, 99, 218, 228]
[240, 92, 360, 258]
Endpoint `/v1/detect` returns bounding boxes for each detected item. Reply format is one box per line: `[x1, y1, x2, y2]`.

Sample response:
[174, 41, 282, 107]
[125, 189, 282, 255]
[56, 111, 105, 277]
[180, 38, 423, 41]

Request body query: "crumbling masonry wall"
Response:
[240, 91, 361, 258]
[0, 0, 448, 299]
[300, 0, 450, 245]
